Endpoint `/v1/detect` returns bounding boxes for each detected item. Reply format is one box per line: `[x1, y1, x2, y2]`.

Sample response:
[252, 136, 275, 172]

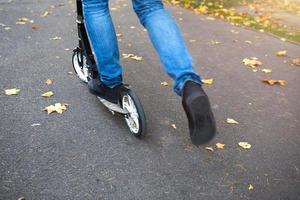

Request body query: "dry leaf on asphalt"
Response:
[4, 88, 21, 96]
[276, 50, 287, 56]
[248, 184, 254, 190]
[261, 79, 286, 86]
[44, 103, 68, 114]
[41, 91, 54, 97]
[242, 57, 262, 68]
[205, 147, 214, 152]
[227, 118, 239, 124]
[210, 40, 221, 45]
[160, 81, 169, 86]
[31, 23, 38, 29]
[17, 197, 25, 200]
[202, 78, 214, 85]
[16, 17, 29, 25]
[216, 143, 225, 149]
[292, 58, 300, 66]
[171, 124, 177, 129]
[261, 68, 272, 73]
[50, 3, 64, 8]
[45, 79, 52, 85]
[116, 33, 123, 37]
[41, 11, 50, 17]
[49, 36, 61, 40]
[238, 142, 251, 149]
[122, 53, 142, 61]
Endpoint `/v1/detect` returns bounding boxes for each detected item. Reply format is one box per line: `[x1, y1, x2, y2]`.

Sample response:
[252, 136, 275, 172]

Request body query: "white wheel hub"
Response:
[122, 94, 139, 134]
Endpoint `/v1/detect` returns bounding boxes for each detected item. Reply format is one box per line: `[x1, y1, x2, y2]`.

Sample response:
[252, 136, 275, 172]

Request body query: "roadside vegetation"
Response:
[166, 0, 300, 42]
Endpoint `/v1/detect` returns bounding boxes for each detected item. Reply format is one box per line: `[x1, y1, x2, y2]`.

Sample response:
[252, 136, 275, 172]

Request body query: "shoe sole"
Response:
[182, 93, 216, 145]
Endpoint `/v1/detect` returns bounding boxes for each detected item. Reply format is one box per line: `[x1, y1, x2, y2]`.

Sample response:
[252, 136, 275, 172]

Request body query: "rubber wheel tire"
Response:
[120, 89, 146, 138]
[72, 50, 88, 83]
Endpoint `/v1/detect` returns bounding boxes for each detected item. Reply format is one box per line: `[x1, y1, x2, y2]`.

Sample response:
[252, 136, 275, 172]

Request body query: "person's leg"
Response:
[132, 0, 216, 145]
[132, 0, 201, 95]
[82, 0, 122, 88]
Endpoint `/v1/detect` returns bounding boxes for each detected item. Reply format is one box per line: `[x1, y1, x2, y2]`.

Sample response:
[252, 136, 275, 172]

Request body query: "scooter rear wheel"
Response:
[120, 89, 146, 137]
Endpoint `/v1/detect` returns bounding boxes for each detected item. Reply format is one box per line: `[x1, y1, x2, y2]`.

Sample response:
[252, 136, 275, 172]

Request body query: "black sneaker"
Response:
[182, 81, 216, 145]
[88, 79, 122, 104]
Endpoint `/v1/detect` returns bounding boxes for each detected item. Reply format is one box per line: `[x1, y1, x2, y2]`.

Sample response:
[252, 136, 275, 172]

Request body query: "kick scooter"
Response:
[72, 0, 146, 137]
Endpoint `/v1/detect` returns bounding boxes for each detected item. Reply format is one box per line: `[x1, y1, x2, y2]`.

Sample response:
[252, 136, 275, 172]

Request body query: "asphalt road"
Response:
[0, 0, 300, 199]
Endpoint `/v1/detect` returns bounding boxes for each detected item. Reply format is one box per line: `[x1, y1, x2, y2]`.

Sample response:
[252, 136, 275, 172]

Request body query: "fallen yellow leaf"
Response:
[171, 124, 177, 129]
[41, 91, 54, 97]
[210, 40, 221, 45]
[248, 184, 254, 190]
[261, 79, 286, 86]
[41, 11, 50, 17]
[242, 57, 262, 68]
[4, 88, 21, 96]
[276, 50, 287, 56]
[261, 68, 272, 73]
[31, 23, 38, 29]
[122, 53, 142, 61]
[45, 79, 52, 85]
[202, 78, 214, 85]
[292, 58, 300, 66]
[216, 143, 225, 149]
[49, 36, 61, 40]
[238, 142, 251, 149]
[161, 81, 169, 86]
[205, 147, 214, 152]
[227, 118, 239, 124]
[44, 103, 68, 114]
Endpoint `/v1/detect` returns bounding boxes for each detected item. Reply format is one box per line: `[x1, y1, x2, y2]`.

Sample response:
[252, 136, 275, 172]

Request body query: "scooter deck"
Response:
[97, 97, 129, 114]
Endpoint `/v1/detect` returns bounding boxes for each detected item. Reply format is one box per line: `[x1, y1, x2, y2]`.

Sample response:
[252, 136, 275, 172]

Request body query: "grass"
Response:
[166, 0, 300, 43]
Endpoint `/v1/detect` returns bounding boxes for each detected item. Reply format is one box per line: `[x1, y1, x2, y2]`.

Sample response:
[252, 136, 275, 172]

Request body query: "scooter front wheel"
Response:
[120, 89, 146, 137]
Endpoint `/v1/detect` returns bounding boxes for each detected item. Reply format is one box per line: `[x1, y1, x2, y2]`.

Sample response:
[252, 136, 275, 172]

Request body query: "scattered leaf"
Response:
[116, 33, 123, 37]
[50, 3, 64, 8]
[189, 39, 196, 43]
[261, 79, 286, 86]
[248, 184, 254, 190]
[227, 118, 239, 124]
[238, 142, 251, 149]
[130, 26, 135, 29]
[4, 88, 21, 96]
[41, 11, 50, 17]
[216, 143, 225, 149]
[41, 91, 54, 97]
[242, 57, 262, 68]
[205, 147, 214, 151]
[122, 53, 142, 61]
[210, 40, 221, 45]
[276, 50, 287, 56]
[17, 197, 25, 200]
[206, 16, 215, 20]
[161, 81, 169, 86]
[261, 68, 272, 73]
[49, 36, 61, 40]
[292, 58, 300, 66]
[171, 124, 177, 129]
[31, 123, 41, 127]
[31, 23, 38, 29]
[45, 79, 52, 85]
[245, 40, 252, 44]
[202, 78, 214, 85]
[44, 103, 68, 114]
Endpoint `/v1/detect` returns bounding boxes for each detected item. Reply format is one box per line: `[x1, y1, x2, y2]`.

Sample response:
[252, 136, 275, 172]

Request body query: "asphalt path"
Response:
[0, 0, 300, 199]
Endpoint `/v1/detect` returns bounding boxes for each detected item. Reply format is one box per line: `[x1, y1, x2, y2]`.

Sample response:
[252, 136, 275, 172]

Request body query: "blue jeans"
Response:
[82, 0, 202, 95]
